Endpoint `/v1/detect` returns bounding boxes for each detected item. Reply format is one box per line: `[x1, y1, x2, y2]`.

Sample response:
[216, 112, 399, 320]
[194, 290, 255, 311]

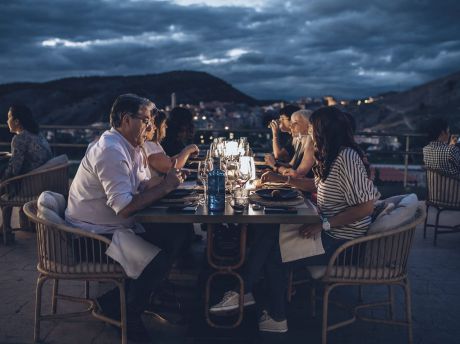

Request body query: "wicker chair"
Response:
[0, 161, 69, 245]
[287, 204, 426, 344]
[423, 167, 460, 245]
[22, 201, 128, 344]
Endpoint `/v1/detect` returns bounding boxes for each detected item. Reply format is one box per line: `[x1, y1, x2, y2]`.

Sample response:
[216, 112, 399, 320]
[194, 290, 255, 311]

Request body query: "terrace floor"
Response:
[0, 206, 459, 344]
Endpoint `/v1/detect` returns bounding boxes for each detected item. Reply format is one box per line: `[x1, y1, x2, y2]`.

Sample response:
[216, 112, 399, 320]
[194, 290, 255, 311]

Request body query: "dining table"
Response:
[135, 180, 320, 328]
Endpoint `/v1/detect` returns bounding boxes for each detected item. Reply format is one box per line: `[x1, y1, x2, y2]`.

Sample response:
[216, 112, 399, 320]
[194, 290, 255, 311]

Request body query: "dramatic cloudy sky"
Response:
[1, 0, 459, 99]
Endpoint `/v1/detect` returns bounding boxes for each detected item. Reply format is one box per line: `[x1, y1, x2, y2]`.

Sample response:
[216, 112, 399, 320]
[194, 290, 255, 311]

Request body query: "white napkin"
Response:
[106, 228, 161, 279]
[279, 224, 325, 263]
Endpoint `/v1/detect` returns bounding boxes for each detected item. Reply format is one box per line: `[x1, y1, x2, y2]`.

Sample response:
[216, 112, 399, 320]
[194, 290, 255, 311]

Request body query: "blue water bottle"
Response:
[207, 158, 226, 212]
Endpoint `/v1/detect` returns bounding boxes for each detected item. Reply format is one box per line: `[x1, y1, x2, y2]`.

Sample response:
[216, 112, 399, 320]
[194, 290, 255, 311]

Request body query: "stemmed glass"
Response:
[198, 159, 212, 205]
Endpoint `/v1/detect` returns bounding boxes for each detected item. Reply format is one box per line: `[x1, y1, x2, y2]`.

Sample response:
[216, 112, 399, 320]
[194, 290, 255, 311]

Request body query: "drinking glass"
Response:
[198, 159, 211, 205]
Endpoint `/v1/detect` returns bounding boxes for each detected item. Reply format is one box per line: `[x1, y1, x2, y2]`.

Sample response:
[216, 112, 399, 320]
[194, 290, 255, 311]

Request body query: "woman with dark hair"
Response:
[161, 107, 196, 156]
[1, 104, 52, 180]
[210, 107, 380, 333]
[143, 110, 199, 177]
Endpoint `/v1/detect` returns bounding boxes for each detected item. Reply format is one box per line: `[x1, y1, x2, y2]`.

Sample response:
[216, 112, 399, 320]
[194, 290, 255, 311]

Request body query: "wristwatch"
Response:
[322, 217, 331, 231]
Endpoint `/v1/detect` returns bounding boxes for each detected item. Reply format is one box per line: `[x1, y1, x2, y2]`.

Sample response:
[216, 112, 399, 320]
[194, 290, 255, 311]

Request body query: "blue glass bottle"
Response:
[207, 158, 226, 212]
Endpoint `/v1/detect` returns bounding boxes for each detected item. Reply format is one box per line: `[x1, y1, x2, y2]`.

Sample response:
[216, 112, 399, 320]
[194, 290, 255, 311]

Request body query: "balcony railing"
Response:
[0, 124, 436, 188]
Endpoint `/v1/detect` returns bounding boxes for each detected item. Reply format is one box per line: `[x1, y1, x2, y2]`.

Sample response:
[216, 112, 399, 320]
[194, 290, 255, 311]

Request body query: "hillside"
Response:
[345, 70, 460, 132]
[0, 71, 257, 125]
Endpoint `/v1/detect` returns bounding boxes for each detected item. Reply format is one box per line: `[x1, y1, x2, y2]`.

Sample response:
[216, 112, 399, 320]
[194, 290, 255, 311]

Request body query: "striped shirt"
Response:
[423, 141, 460, 176]
[315, 148, 380, 240]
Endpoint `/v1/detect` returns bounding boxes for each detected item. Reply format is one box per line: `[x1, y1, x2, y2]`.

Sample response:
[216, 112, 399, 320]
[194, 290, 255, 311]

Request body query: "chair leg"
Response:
[19, 207, 30, 230]
[433, 208, 441, 246]
[322, 285, 331, 344]
[423, 204, 429, 239]
[51, 279, 59, 314]
[34, 275, 47, 343]
[2, 206, 12, 245]
[310, 285, 316, 318]
[287, 268, 293, 303]
[387, 285, 394, 320]
[358, 285, 364, 302]
[85, 281, 90, 299]
[118, 281, 127, 344]
[403, 279, 413, 344]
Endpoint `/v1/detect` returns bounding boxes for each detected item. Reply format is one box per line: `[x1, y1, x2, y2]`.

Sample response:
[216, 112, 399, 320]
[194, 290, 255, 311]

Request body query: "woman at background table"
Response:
[210, 106, 380, 333]
[143, 110, 199, 177]
[1, 104, 52, 180]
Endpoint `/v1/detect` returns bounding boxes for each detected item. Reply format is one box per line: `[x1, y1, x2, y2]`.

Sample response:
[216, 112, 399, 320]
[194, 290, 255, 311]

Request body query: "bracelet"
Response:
[286, 176, 291, 184]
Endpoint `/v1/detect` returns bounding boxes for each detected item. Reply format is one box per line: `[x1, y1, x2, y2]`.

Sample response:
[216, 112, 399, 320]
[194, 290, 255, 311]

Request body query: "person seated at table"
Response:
[270, 109, 314, 178]
[266, 105, 300, 164]
[65, 94, 187, 341]
[143, 110, 199, 177]
[161, 106, 195, 156]
[1, 104, 52, 180]
[210, 106, 380, 333]
[422, 118, 460, 176]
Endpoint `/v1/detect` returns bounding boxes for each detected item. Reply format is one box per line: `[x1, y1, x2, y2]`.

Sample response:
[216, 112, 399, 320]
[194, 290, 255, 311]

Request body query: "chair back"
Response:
[23, 201, 122, 277]
[324, 205, 426, 283]
[425, 167, 460, 209]
[1, 162, 70, 203]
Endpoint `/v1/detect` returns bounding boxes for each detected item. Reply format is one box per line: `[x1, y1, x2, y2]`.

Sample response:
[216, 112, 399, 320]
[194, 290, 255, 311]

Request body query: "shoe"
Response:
[258, 310, 288, 333]
[209, 291, 255, 314]
[96, 288, 121, 320]
[126, 316, 151, 342]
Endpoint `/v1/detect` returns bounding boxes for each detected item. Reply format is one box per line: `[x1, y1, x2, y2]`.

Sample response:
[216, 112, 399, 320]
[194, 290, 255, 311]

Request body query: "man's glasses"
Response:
[132, 116, 152, 126]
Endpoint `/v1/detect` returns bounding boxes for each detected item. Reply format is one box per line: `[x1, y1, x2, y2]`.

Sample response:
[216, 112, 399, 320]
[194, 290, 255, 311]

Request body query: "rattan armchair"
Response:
[23, 201, 128, 344]
[423, 167, 460, 245]
[287, 205, 426, 344]
[0, 162, 69, 245]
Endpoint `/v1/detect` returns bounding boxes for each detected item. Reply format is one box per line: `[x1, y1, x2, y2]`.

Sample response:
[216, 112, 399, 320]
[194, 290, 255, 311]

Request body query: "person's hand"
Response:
[261, 171, 284, 184]
[282, 169, 296, 176]
[186, 144, 200, 156]
[298, 223, 322, 239]
[450, 135, 458, 145]
[164, 159, 183, 191]
[269, 120, 279, 137]
[264, 153, 276, 168]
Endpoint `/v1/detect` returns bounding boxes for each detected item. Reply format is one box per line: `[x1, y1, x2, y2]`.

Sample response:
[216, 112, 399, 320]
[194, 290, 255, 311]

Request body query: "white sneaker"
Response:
[258, 310, 288, 333]
[209, 291, 255, 314]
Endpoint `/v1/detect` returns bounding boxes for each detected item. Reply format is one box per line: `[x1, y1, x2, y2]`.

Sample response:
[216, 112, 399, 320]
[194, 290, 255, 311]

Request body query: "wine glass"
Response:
[198, 160, 211, 205]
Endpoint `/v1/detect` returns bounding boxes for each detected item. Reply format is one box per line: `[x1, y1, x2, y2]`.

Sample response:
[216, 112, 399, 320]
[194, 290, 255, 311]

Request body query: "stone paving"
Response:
[0, 207, 459, 344]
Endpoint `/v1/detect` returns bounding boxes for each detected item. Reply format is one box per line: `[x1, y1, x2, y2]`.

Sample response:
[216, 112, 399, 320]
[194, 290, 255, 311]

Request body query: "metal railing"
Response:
[0, 124, 433, 188]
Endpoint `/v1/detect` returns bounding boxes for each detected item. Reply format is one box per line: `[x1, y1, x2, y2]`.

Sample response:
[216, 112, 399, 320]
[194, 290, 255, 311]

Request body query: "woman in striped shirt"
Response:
[210, 107, 380, 333]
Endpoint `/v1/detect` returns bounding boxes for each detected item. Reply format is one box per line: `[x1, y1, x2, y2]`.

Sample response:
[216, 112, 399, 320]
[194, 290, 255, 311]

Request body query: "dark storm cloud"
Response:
[0, 0, 459, 99]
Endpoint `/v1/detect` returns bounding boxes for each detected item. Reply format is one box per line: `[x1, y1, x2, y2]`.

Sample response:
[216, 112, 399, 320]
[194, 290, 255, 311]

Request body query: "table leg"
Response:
[204, 223, 247, 328]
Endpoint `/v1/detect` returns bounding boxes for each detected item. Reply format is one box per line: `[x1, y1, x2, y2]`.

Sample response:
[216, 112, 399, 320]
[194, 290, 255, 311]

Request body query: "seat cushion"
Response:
[37, 191, 67, 224]
[369, 194, 419, 233]
[307, 265, 400, 280]
[33, 154, 68, 172]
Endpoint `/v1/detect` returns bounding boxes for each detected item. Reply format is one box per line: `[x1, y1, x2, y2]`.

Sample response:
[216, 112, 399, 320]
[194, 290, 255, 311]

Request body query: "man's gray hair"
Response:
[292, 109, 313, 122]
[109, 93, 154, 128]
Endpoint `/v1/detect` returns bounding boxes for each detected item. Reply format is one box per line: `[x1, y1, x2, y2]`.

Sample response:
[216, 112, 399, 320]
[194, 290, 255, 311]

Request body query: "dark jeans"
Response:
[96, 223, 189, 317]
[242, 225, 345, 321]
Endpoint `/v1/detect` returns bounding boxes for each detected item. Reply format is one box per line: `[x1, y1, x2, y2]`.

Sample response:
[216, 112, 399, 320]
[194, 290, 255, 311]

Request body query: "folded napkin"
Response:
[279, 224, 325, 263]
[106, 228, 161, 279]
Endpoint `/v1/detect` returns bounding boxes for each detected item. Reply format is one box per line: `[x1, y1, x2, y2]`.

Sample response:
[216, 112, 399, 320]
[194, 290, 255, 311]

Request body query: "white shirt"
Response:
[65, 128, 150, 234]
[143, 141, 167, 177]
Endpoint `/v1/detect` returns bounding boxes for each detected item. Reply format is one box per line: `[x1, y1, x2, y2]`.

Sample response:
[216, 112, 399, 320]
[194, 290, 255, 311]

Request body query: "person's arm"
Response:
[2, 134, 26, 180]
[260, 170, 316, 192]
[449, 145, 460, 170]
[148, 153, 173, 174]
[171, 144, 199, 169]
[299, 200, 375, 238]
[291, 136, 315, 177]
[119, 167, 181, 218]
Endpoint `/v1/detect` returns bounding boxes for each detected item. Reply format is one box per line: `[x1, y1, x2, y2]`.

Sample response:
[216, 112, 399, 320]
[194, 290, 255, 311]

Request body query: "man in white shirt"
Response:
[66, 94, 183, 341]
